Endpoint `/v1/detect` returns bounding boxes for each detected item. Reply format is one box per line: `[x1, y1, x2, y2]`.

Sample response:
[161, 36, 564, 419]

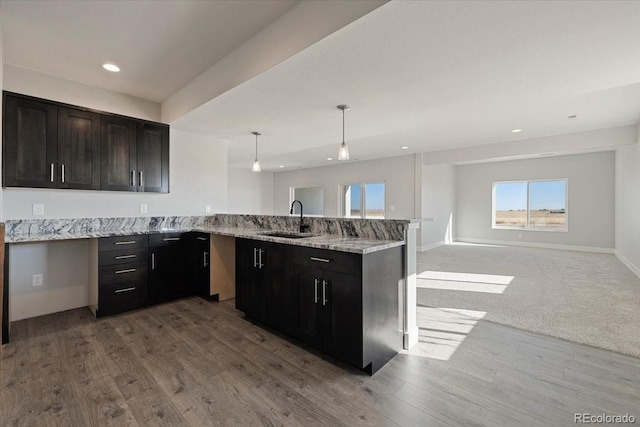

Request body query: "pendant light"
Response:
[337, 104, 350, 161]
[251, 131, 261, 172]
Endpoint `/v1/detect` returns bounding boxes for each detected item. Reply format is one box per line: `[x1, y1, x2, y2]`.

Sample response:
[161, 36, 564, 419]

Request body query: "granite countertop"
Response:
[6, 225, 405, 254]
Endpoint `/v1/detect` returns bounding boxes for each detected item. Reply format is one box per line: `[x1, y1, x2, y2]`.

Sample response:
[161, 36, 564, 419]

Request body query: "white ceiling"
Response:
[0, 0, 299, 102]
[2, 1, 639, 172]
[171, 0, 640, 171]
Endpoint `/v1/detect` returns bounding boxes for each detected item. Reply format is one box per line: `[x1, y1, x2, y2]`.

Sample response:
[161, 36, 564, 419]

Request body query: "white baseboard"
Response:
[417, 241, 446, 252]
[615, 250, 640, 279]
[454, 237, 615, 254]
[403, 325, 420, 350]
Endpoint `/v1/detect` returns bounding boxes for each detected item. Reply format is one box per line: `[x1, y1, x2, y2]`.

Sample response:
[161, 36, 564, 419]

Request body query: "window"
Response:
[493, 180, 567, 231]
[341, 182, 385, 219]
[290, 186, 324, 216]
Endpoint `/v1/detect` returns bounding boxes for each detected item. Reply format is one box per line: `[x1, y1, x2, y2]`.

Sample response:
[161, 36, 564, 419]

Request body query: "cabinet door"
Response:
[188, 233, 210, 298]
[265, 243, 297, 335]
[3, 95, 58, 188]
[235, 239, 266, 321]
[149, 235, 187, 303]
[322, 270, 363, 366]
[137, 122, 169, 193]
[296, 265, 323, 349]
[57, 107, 100, 190]
[101, 115, 137, 191]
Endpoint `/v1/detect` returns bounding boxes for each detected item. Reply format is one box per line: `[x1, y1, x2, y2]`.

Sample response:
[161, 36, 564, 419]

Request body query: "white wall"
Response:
[421, 163, 455, 250]
[615, 124, 640, 277]
[4, 65, 160, 121]
[456, 151, 615, 251]
[274, 154, 415, 219]
[227, 168, 275, 215]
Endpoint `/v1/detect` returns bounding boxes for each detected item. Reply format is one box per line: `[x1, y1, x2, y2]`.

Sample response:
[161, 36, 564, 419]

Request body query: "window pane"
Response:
[343, 184, 361, 218]
[292, 187, 324, 216]
[529, 180, 566, 230]
[365, 182, 385, 219]
[494, 182, 527, 228]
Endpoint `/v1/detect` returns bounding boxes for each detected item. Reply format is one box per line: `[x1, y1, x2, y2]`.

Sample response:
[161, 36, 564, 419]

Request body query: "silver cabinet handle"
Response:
[114, 241, 136, 245]
[115, 287, 136, 294]
[151, 253, 155, 270]
[196, 237, 208, 241]
[253, 248, 257, 268]
[203, 251, 209, 267]
[162, 237, 180, 241]
[61, 164, 65, 183]
[115, 268, 136, 274]
[314, 279, 319, 304]
[139, 171, 143, 187]
[310, 257, 330, 263]
[114, 254, 136, 260]
[50, 163, 55, 182]
[322, 280, 328, 306]
[131, 170, 136, 186]
[258, 249, 264, 269]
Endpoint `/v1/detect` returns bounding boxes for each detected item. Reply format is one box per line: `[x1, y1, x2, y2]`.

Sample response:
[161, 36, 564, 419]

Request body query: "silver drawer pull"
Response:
[115, 268, 136, 274]
[314, 279, 319, 304]
[50, 163, 55, 182]
[115, 287, 136, 294]
[114, 254, 136, 260]
[115, 241, 136, 245]
[322, 280, 328, 306]
[196, 237, 208, 241]
[162, 237, 180, 241]
[310, 257, 331, 263]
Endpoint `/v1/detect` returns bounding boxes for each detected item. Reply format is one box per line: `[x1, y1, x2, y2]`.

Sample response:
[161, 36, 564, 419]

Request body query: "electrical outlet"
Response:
[33, 204, 44, 216]
[518, 233, 523, 238]
[140, 204, 148, 214]
[205, 205, 211, 214]
[32, 274, 43, 287]
[390, 205, 396, 212]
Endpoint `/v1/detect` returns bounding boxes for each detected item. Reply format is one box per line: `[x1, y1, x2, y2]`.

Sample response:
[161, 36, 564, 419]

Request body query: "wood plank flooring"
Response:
[1, 298, 639, 426]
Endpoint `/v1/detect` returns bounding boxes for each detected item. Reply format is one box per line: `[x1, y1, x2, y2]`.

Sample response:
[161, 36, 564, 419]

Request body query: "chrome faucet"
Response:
[290, 200, 310, 233]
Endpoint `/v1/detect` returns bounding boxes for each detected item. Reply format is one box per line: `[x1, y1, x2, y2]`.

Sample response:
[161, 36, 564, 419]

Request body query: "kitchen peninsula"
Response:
[2, 214, 418, 374]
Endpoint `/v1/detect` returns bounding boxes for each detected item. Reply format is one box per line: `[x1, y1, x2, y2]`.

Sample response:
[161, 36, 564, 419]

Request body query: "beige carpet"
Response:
[416, 243, 640, 358]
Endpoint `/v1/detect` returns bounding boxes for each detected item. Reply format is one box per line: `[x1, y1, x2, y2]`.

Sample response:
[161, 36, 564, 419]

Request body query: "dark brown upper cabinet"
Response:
[100, 115, 137, 192]
[57, 107, 101, 190]
[3, 95, 58, 188]
[137, 122, 169, 193]
[3, 91, 169, 193]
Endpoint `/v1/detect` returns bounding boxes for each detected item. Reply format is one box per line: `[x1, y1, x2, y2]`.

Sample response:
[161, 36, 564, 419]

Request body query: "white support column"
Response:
[403, 222, 419, 349]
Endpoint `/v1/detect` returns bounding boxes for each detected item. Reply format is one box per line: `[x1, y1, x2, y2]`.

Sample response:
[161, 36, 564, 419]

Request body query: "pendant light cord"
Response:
[255, 134, 258, 160]
[342, 108, 345, 144]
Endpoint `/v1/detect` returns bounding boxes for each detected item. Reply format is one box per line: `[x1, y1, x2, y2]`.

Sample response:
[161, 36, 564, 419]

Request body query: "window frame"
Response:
[340, 181, 387, 219]
[289, 186, 325, 217]
[491, 178, 568, 232]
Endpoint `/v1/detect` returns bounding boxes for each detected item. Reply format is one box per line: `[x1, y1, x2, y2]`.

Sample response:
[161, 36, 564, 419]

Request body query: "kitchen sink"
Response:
[259, 231, 317, 239]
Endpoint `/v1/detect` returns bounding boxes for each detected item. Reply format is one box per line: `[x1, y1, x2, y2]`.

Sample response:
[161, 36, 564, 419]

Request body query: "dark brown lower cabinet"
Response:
[236, 239, 403, 374]
[97, 235, 149, 317]
[148, 232, 189, 304]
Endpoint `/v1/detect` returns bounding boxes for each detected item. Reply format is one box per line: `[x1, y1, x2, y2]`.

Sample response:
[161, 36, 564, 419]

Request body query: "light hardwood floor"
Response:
[1, 298, 639, 426]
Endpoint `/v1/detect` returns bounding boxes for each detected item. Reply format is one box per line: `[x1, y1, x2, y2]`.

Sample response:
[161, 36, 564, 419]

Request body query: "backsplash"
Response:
[208, 214, 413, 241]
[4, 216, 207, 237]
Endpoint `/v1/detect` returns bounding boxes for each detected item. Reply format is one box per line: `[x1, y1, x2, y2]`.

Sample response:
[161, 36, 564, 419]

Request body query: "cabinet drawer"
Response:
[99, 234, 148, 251]
[99, 261, 147, 286]
[149, 232, 184, 247]
[292, 246, 362, 276]
[98, 280, 148, 316]
[99, 248, 148, 267]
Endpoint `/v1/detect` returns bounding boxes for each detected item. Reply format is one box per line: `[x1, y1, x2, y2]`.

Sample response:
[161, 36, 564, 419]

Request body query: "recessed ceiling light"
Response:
[102, 63, 120, 72]
[512, 129, 522, 133]
[279, 165, 284, 168]
[401, 146, 409, 150]
[327, 157, 333, 161]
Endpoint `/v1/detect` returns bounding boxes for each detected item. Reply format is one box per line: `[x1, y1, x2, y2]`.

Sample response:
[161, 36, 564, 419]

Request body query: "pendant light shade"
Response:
[252, 131, 261, 172]
[337, 104, 350, 161]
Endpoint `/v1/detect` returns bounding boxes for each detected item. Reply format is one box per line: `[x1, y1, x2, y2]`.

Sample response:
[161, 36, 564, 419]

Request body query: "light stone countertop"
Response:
[5, 225, 405, 254]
